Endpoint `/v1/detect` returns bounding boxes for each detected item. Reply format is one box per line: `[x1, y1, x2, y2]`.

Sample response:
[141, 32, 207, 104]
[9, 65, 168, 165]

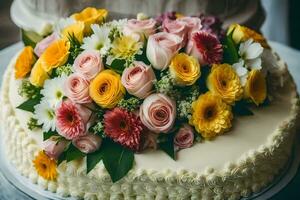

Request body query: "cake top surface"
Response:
[10, 7, 296, 183]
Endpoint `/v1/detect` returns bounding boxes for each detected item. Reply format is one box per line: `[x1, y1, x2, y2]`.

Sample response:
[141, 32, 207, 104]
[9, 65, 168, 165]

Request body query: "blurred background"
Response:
[0, 0, 299, 50]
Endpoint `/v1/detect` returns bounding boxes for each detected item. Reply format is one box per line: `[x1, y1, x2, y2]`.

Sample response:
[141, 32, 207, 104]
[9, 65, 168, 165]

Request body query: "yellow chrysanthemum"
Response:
[40, 39, 70, 72]
[244, 69, 267, 105]
[62, 22, 85, 43]
[189, 92, 233, 138]
[169, 53, 201, 86]
[228, 24, 269, 48]
[89, 70, 125, 108]
[29, 59, 50, 87]
[72, 7, 108, 33]
[111, 35, 142, 60]
[15, 46, 36, 79]
[33, 151, 57, 181]
[207, 63, 243, 105]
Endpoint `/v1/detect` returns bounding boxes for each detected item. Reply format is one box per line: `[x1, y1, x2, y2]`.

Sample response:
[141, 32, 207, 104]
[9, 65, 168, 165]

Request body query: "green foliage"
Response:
[55, 64, 73, 77]
[222, 33, 239, 64]
[66, 144, 86, 162]
[86, 150, 104, 174]
[43, 130, 60, 141]
[232, 100, 254, 116]
[91, 121, 106, 138]
[67, 33, 83, 62]
[158, 132, 176, 160]
[117, 97, 141, 112]
[27, 117, 42, 130]
[16, 96, 42, 113]
[21, 29, 43, 48]
[108, 59, 126, 74]
[102, 139, 134, 183]
[18, 79, 41, 99]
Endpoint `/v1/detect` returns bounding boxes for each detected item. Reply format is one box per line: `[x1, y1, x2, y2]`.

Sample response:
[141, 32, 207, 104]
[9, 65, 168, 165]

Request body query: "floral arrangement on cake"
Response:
[15, 7, 270, 182]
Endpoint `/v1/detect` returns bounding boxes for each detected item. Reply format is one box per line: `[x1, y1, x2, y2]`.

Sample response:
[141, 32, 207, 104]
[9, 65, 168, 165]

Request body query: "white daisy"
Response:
[53, 17, 76, 34]
[239, 39, 263, 70]
[41, 76, 67, 108]
[34, 100, 56, 132]
[232, 60, 248, 86]
[107, 19, 127, 30]
[81, 24, 111, 55]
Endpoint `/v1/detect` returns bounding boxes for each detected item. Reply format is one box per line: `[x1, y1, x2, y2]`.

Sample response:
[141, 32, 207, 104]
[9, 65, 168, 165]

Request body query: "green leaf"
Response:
[21, 29, 43, 48]
[135, 41, 150, 65]
[16, 97, 41, 113]
[102, 140, 134, 183]
[43, 130, 59, 141]
[158, 133, 176, 160]
[66, 144, 86, 162]
[57, 152, 66, 166]
[222, 34, 239, 64]
[233, 101, 254, 116]
[86, 150, 104, 174]
[108, 59, 126, 74]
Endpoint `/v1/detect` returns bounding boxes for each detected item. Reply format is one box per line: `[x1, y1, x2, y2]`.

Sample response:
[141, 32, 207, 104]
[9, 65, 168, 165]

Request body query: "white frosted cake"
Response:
[1, 7, 300, 200]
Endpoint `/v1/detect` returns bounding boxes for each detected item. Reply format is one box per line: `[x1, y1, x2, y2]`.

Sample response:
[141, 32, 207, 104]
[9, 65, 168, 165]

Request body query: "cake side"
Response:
[1, 50, 299, 200]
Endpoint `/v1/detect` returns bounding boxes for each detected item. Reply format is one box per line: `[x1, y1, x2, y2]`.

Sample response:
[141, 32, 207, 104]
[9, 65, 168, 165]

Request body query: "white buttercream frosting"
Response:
[0, 50, 299, 199]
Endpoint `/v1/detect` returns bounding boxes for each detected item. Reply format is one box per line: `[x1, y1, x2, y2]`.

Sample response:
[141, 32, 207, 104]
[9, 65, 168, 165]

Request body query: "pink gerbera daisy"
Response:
[191, 31, 223, 65]
[56, 100, 87, 140]
[104, 108, 143, 151]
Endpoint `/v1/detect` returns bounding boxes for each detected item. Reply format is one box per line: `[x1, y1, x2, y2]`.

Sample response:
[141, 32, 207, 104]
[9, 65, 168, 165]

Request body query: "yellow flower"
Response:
[33, 151, 57, 181]
[72, 7, 108, 33]
[111, 35, 142, 60]
[228, 24, 269, 48]
[62, 22, 85, 43]
[169, 53, 201, 86]
[244, 70, 267, 105]
[207, 64, 243, 104]
[40, 39, 70, 72]
[15, 46, 36, 79]
[89, 70, 125, 108]
[189, 92, 233, 138]
[29, 59, 49, 87]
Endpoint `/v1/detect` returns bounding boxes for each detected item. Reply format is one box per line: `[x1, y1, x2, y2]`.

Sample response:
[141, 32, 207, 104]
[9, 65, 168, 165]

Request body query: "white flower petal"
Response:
[246, 58, 262, 70]
[34, 100, 56, 132]
[245, 42, 263, 60]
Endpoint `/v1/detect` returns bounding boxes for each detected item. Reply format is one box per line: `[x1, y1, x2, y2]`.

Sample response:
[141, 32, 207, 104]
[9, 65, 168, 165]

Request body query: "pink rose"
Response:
[123, 18, 157, 41]
[174, 124, 194, 149]
[146, 32, 183, 70]
[163, 19, 188, 45]
[34, 32, 59, 57]
[72, 134, 102, 154]
[64, 73, 92, 104]
[177, 17, 202, 38]
[56, 100, 92, 140]
[140, 93, 176, 133]
[121, 61, 156, 99]
[42, 136, 68, 159]
[73, 50, 103, 80]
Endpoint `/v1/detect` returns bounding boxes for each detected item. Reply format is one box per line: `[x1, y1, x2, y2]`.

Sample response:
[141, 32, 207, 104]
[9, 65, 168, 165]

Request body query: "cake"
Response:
[1, 7, 299, 200]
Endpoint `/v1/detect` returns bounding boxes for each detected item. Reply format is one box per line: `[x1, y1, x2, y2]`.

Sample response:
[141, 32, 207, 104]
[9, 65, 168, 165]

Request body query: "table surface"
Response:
[0, 42, 300, 200]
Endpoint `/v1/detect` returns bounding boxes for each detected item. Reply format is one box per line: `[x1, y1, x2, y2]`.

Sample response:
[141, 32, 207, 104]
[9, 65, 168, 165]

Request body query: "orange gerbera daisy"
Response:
[33, 151, 57, 181]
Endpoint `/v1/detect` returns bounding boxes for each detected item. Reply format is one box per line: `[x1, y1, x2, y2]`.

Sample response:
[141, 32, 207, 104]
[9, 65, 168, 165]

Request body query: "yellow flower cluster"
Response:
[111, 35, 142, 60]
[15, 46, 36, 79]
[207, 64, 243, 105]
[33, 151, 57, 181]
[228, 24, 269, 48]
[244, 70, 267, 105]
[169, 53, 201, 86]
[89, 70, 125, 108]
[62, 22, 85, 43]
[189, 92, 233, 138]
[72, 7, 108, 33]
[30, 39, 70, 87]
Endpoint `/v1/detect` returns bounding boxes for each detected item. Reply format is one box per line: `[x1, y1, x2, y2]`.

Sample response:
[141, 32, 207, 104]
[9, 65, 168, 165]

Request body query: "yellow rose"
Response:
[207, 64, 243, 105]
[89, 70, 125, 108]
[227, 24, 269, 48]
[62, 22, 85, 43]
[72, 7, 108, 33]
[40, 39, 70, 72]
[29, 59, 49, 87]
[244, 70, 267, 105]
[189, 92, 233, 138]
[15, 46, 36, 79]
[169, 53, 201, 86]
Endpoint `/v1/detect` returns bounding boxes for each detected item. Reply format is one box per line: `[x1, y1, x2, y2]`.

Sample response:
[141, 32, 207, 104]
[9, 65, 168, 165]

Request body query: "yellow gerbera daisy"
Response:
[207, 64, 243, 105]
[189, 92, 233, 138]
[33, 151, 57, 181]
[244, 69, 267, 106]
[111, 35, 142, 60]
